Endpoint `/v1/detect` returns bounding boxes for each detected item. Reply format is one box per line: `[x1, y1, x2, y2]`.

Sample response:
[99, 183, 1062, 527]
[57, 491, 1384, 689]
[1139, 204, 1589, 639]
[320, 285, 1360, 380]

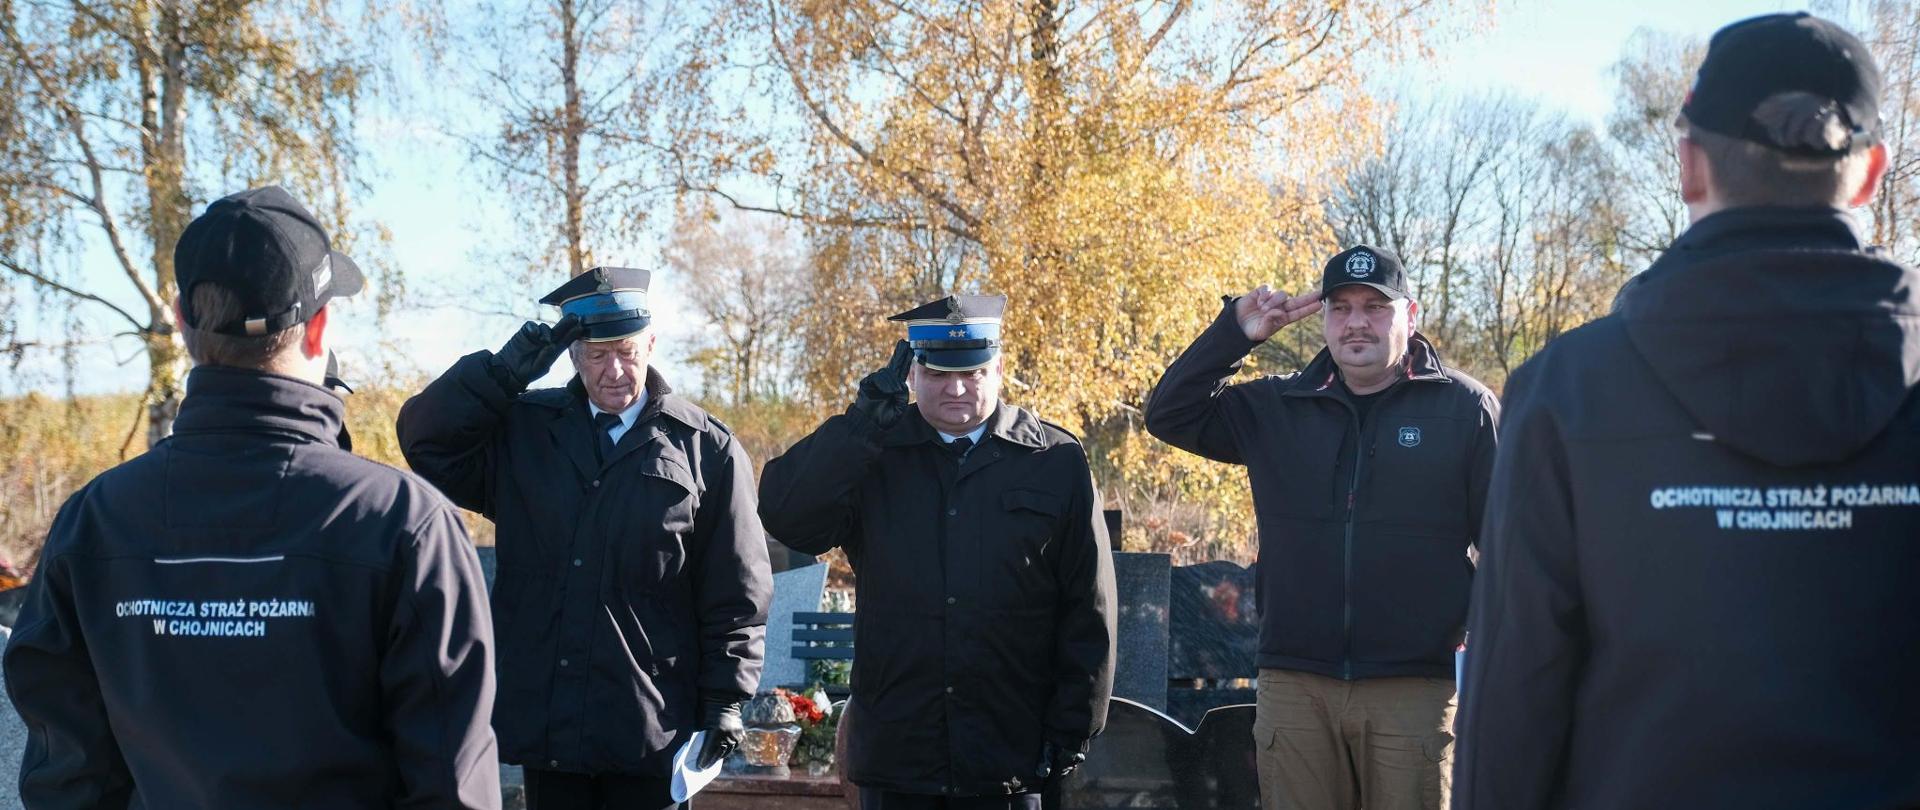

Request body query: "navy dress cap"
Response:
[889, 294, 1006, 372]
[540, 266, 653, 342]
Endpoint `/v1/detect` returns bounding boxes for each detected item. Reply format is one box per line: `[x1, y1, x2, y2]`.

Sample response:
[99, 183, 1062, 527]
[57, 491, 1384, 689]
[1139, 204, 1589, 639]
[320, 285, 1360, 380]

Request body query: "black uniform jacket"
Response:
[1455, 207, 1920, 809]
[397, 352, 771, 777]
[3, 367, 500, 809]
[758, 404, 1117, 797]
[1145, 302, 1499, 680]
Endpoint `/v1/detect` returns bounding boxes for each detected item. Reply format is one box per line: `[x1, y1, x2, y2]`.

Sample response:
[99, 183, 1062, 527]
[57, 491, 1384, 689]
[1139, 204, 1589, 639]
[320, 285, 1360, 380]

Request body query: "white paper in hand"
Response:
[671, 730, 724, 802]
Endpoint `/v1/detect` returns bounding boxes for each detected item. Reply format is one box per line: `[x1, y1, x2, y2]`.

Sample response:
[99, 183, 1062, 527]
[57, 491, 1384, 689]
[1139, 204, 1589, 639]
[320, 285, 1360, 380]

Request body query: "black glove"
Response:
[1035, 741, 1085, 782]
[850, 340, 915, 429]
[492, 314, 583, 391]
[696, 697, 745, 770]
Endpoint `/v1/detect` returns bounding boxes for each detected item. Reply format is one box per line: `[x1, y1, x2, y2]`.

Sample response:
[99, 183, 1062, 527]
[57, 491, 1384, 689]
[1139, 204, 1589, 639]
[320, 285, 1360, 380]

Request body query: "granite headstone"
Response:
[476, 545, 499, 592]
[1059, 697, 1258, 809]
[0, 626, 22, 810]
[761, 562, 830, 689]
[1166, 560, 1260, 727]
[1110, 552, 1171, 711]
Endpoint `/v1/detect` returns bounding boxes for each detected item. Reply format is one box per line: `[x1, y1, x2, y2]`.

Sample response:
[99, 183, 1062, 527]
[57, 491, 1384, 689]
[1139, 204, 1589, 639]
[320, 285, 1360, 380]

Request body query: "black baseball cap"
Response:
[173, 186, 365, 336]
[1321, 245, 1408, 301]
[1681, 13, 1882, 157]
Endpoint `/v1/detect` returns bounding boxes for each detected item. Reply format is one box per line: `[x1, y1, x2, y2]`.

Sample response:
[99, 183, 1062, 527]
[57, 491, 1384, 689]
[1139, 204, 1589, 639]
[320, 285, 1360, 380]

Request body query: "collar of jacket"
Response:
[1283, 331, 1452, 399]
[879, 402, 1050, 450]
[1610, 206, 1871, 314]
[520, 367, 708, 432]
[170, 365, 347, 447]
[1668, 205, 1866, 256]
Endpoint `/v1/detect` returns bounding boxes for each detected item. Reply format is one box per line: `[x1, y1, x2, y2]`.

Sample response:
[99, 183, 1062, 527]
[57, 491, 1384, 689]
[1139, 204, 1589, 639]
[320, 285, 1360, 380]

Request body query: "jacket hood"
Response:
[1616, 207, 1920, 467]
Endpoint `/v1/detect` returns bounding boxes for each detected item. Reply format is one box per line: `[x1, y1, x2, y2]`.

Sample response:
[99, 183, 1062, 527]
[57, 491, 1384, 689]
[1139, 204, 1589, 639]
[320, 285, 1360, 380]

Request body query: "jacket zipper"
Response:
[1342, 406, 1365, 681]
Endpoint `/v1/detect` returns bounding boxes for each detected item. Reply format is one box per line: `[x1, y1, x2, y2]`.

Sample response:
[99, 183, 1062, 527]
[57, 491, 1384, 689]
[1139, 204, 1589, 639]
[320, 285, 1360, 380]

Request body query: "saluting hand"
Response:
[1235, 285, 1322, 342]
[493, 314, 584, 391]
[850, 340, 915, 430]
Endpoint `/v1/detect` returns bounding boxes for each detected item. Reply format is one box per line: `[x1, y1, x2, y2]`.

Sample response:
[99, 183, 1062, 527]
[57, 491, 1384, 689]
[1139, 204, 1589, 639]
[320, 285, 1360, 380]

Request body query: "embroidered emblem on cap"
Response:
[311, 254, 333, 293]
[1398, 426, 1422, 447]
[1347, 251, 1376, 279]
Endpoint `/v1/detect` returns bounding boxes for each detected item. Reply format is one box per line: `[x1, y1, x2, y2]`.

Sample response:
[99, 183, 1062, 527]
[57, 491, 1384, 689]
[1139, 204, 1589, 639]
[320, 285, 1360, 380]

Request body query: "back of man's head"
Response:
[172, 186, 363, 375]
[1678, 13, 1885, 209]
[180, 282, 309, 369]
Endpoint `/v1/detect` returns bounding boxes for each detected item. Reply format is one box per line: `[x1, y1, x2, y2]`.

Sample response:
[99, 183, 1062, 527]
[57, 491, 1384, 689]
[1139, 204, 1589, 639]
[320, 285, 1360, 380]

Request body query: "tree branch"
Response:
[763, 0, 981, 238]
[0, 258, 148, 330]
[66, 0, 159, 63]
[2, 12, 169, 321]
[681, 177, 971, 240]
[1140, 0, 1188, 61]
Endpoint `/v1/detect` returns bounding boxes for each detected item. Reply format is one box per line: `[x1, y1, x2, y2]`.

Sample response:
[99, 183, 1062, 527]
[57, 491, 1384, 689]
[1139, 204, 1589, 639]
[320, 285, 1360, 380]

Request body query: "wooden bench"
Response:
[790, 611, 854, 698]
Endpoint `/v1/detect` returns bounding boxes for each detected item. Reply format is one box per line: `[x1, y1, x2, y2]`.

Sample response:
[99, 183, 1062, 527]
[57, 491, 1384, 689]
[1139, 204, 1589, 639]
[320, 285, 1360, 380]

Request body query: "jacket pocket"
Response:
[987, 489, 1064, 606]
[639, 453, 699, 533]
[1245, 417, 1341, 520]
[1364, 416, 1470, 535]
[612, 452, 698, 593]
[1000, 489, 1062, 533]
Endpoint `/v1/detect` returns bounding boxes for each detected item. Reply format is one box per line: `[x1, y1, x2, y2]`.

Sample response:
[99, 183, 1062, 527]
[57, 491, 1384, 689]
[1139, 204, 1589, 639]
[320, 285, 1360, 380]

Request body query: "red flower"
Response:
[788, 692, 825, 725]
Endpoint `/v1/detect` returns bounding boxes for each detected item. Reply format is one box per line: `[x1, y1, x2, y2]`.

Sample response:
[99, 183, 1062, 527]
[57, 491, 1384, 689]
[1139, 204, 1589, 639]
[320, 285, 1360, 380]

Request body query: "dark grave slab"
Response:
[1058, 697, 1258, 809]
[476, 546, 498, 592]
[1110, 552, 1170, 711]
[0, 587, 25, 629]
[1166, 560, 1260, 728]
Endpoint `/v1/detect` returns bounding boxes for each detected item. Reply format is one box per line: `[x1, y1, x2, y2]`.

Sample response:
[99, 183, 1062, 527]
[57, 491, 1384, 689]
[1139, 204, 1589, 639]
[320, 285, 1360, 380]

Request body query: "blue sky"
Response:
[5, 0, 1816, 397]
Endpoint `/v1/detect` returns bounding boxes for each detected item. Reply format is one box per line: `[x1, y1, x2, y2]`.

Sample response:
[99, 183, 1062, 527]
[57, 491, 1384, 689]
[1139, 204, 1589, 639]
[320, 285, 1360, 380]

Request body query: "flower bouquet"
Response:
[787, 685, 840, 777]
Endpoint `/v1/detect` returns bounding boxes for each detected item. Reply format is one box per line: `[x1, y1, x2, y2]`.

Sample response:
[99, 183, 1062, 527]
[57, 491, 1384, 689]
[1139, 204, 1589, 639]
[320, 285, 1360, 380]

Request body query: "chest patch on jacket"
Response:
[1397, 426, 1422, 448]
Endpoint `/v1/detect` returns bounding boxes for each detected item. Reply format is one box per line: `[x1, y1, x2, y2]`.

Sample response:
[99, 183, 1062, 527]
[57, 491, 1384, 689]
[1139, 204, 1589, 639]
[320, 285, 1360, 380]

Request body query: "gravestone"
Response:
[0, 626, 22, 810]
[1059, 697, 1258, 809]
[0, 589, 27, 629]
[1110, 552, 1170, 711]
[1166, 560, 1260, 727]
[761, 562, 830, 689]
[476, 545, 499, 592]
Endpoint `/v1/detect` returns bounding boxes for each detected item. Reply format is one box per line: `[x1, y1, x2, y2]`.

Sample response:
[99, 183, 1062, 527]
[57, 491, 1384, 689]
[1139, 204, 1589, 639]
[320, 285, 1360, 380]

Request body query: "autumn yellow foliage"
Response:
[674, 0, 1486, 560]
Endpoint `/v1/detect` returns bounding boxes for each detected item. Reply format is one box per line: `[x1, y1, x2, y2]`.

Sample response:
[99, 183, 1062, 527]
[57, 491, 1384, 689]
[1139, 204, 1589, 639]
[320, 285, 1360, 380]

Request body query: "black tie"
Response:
[594, 412, 623, 464]
[948, 437, 974, 461]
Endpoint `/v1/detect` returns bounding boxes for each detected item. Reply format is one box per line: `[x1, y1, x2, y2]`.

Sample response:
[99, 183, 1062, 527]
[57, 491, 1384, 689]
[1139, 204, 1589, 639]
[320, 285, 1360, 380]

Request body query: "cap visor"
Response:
[1325, 280, 1408, 300]
[580, 317, 652, 342]
[919, 347, 998, 372]
[328, 250, 366, 297]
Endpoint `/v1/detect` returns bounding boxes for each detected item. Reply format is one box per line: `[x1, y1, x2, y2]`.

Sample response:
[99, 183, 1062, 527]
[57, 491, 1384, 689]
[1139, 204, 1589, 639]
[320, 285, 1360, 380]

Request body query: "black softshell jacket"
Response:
[1145, 302, 1499, 680]
[3, 367, 500, 809]
[1455, 207, 1920, 809]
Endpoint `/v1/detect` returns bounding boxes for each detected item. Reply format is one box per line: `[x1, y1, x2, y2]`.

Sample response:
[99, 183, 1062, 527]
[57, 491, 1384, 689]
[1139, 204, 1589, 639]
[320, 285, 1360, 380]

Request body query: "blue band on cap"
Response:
[561, 290, 650, 323]
[907, 322, 999, 343]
